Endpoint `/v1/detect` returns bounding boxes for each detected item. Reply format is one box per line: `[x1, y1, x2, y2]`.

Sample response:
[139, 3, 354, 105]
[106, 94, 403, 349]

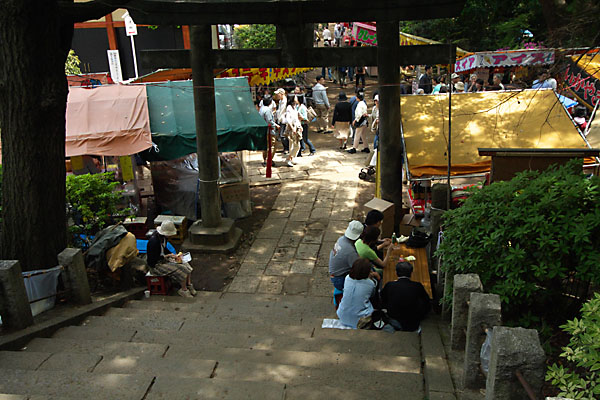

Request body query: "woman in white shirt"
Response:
[347, 92, 369, 154]
[284, 94, 303, 167]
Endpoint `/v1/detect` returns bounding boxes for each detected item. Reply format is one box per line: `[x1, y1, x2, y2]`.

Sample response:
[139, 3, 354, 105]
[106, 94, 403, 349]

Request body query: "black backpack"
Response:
[405, 227, 431, 248]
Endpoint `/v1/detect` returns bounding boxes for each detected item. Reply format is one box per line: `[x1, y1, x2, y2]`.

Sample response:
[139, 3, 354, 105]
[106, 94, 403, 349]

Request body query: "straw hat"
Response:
[157, 220, 177, 237]
[455, 81, 465, 91]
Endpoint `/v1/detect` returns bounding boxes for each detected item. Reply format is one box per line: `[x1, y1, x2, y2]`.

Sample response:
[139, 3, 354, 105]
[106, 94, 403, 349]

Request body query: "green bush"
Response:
[66, 172, 130, 239]
[546, 293, 600, 399]
[437, 160, 600, 328]
[233, 24, 276, 49]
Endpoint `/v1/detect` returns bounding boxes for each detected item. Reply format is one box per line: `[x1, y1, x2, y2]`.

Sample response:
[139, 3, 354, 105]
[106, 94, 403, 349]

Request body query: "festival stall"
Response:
[454, 49, 555, 74]
[396, 89, 591, 211]
[143, 77, 268, 220]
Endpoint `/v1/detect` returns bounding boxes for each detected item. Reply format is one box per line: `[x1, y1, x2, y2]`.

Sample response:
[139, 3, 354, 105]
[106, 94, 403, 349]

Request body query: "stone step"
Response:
[69, 315, 417, 342]
[24, 338, 168, 358]
[0, 368, 285, 400]
[107, 305, 336, 326]
[0, 368, 152, 399]
[126, 297, 335, 316]
[53, 324, 419, 357]
[145, 292, 333, 308]
[21, 337, 420, 373]
[0, 349, 422, 394]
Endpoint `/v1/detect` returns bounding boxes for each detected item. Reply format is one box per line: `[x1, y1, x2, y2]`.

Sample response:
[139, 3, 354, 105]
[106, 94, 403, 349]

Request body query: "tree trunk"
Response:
[0, 1, 72, 270]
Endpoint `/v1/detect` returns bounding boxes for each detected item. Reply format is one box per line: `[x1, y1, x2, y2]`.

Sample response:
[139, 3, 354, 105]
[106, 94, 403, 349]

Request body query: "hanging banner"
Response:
[120, 156, 134, 181]
[564, 51, 600, 110]
[351, 22, 469, 57]
[455, 50, 555, 73]
[216, 67, 312, 86]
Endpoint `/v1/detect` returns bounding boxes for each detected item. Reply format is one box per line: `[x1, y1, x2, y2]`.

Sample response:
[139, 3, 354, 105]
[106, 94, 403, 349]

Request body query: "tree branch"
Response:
[59, 0, 132, 24]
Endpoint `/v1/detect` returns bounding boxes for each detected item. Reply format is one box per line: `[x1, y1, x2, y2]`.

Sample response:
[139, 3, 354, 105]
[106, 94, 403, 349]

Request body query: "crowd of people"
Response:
[328, 212, 431, 332]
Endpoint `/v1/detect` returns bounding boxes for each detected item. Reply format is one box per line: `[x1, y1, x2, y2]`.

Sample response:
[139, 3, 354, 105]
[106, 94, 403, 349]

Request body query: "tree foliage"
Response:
[437, 161, 600, 329]
[547, 293, 600, 399]
[66, 172, 130, 240]
[233, 24, 276, 49]
[65, 49, 81, 75]
[400, 0, 598, 51]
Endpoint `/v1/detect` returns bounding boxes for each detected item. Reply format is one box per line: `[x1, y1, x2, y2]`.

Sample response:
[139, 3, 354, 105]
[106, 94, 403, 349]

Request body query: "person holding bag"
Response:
[347, 92, 369, 154]
[284, 94, 303, 167]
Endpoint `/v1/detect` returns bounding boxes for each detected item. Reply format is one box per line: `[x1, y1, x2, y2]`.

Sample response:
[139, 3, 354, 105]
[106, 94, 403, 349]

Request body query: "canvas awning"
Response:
[65, 84, 153, 157]
[401, 89, 589, 177]
[144, 77, 267, 161]
[564, 49, 600, 110]
[454, 49, 555, 73]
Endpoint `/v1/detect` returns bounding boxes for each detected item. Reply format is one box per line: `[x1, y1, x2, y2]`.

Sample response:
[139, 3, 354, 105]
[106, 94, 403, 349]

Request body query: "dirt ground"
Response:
[189, 184, 281, 291]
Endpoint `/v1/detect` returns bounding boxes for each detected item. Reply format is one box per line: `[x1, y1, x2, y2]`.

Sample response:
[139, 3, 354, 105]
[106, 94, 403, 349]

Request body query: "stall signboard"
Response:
[564, 51, 600, 110]
[455, 50, 555, 73]
[216, 67, 312, 86]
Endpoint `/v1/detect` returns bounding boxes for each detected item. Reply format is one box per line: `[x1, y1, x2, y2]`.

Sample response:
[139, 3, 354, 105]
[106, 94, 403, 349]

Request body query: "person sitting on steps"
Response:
[147, 221, 196, 298]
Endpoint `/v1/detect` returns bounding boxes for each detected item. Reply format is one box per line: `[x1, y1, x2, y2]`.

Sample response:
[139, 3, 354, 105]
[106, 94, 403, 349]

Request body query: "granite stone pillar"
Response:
[486, 326, 545, 400]
[451, 273, 483, 350]
[0, 260, 34, 330]
[57, 248, 92, 305]
[463, 292, 501, 389]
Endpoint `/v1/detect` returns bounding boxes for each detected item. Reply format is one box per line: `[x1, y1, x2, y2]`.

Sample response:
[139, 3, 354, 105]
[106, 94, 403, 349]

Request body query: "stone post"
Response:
[57, 248, 92, 305]
[463, 293, 501, 389]
[451, 273, 482, 350]
[431, 183, 449, 210]
[0, 260, 34, 330]
[486, 326, 545, 400]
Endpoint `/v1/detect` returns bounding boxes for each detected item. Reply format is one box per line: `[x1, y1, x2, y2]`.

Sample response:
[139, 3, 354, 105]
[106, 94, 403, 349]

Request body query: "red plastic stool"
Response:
[146, 274, 171, 295]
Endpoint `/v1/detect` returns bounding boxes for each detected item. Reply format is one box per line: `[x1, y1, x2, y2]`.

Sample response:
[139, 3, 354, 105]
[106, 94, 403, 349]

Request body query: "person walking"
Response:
[274, 88, 289, 154]
[258, 96, 279, 167]
[322, 25, 332, 47]
[331, 91, 352, 149]
[284, 94, 303, 167]
[295, 94, 316, 156]
[312, 75, 331, 133]
[347, 92, 369, 154]
[355, 65, 366, 88]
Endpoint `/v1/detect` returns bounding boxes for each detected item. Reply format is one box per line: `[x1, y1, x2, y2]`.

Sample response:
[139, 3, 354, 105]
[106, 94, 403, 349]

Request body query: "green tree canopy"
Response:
[233, 24, 276, 49]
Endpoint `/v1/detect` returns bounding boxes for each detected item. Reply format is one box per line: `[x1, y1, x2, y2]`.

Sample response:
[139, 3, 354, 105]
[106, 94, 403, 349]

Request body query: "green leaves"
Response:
[65, 49, 81, 75]
[66, 172, 131, 241]
[547, 294, 600, 399]
[233, 25, 276, 49]
[437, 160, 600, 327]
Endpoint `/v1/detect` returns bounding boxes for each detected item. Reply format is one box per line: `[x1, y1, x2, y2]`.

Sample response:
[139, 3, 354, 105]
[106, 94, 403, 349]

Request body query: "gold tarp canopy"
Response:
[401, 89, 588, 177]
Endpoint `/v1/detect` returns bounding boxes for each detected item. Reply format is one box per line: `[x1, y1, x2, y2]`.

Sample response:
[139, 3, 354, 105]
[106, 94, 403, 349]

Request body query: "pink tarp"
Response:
[66, 85, 152, 157]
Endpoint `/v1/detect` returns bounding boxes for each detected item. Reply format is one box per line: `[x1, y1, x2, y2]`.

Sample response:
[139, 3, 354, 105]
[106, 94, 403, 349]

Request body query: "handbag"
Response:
[307, 106, 317, 121]
[405, 227, 431, 248]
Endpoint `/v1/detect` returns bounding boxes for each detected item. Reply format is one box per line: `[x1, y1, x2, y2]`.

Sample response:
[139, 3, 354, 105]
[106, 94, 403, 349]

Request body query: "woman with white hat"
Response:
[147, 220, 196, 298]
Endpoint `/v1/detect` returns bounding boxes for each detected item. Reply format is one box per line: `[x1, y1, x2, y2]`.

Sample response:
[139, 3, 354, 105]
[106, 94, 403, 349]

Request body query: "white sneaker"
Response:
[177, 288, 193, 298]
[286, 160, 294, 167]
[187, 284, 197, 296]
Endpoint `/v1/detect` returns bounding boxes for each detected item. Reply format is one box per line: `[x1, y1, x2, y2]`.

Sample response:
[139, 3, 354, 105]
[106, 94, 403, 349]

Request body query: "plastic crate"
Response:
[146, 274, 171, 295]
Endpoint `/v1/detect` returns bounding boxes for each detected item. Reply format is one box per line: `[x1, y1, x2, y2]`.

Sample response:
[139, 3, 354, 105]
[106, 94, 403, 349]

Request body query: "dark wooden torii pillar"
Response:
[129, 0, 463, 248]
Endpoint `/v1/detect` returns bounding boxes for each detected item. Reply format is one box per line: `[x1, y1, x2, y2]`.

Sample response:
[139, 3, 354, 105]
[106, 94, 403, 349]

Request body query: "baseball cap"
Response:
[345, 220, 364, 240]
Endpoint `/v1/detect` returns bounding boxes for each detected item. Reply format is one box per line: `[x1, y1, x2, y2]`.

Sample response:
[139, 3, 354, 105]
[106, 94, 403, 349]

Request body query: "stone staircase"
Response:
[0, 291, 429, 399]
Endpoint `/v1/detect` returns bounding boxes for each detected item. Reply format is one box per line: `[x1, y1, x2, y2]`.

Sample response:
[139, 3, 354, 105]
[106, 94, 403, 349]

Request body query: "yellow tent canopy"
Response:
[401, 89, 588, 177]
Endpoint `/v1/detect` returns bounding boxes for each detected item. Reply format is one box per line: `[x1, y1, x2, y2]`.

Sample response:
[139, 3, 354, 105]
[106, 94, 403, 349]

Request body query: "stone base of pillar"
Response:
[182, 218, 242, 253]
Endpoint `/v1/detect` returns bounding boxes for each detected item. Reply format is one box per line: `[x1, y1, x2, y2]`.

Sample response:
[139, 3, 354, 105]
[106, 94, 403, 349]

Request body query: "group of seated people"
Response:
[329, 210, 431, 332]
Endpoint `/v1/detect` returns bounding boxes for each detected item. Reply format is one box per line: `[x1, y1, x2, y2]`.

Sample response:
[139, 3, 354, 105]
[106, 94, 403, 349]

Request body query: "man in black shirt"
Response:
[382, 261, 430, 331]
[418, 65, 433, 94]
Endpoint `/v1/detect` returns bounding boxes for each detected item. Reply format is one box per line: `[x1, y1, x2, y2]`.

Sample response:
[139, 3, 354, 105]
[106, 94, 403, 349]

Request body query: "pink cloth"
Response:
[66, 85, 152, 157]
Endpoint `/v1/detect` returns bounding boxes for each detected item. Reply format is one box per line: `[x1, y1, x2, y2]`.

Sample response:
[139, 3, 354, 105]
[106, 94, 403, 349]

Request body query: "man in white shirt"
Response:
[532, 69, 557, 90]
[312, 75, 331, 133]
[322, 26, 332, 47]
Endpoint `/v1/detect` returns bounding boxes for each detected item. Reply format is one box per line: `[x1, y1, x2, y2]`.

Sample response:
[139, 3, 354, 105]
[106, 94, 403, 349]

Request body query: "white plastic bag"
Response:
[480, 329, 493, 376]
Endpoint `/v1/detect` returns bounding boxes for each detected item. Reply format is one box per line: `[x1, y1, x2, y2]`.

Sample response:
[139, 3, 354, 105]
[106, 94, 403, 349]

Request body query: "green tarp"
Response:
[145, 77, 267, 161]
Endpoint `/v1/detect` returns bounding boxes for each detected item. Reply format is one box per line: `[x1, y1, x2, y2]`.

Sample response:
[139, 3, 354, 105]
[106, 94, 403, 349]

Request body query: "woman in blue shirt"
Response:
[337, 258, 381, 328]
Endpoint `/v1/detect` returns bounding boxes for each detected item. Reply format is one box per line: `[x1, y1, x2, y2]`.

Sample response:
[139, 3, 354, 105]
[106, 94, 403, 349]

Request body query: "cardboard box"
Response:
[364, 197, 395, 238]
[220, 182, 250, 203]
[399, 213, 420, 236]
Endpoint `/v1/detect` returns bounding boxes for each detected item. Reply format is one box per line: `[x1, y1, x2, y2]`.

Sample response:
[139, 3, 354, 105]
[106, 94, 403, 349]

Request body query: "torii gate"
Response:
[127, 0, 465, 251]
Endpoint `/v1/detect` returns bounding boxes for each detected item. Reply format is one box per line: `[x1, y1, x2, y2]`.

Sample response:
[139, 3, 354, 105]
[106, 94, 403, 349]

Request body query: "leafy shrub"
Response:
[233, 24, 276, 49]
[546, 293, 600, 399]
[66, 172, 131, 239]
[437, 160, 600, 328]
